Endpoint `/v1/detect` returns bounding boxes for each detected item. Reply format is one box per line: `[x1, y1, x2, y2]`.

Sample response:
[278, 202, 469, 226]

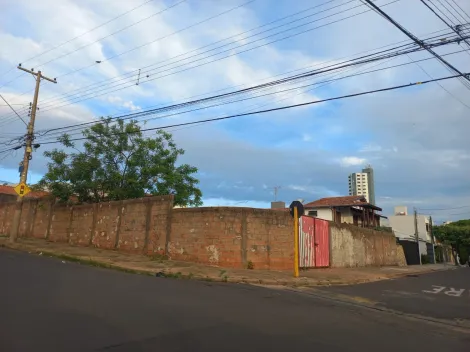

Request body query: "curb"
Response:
[0, 241, 457, 287]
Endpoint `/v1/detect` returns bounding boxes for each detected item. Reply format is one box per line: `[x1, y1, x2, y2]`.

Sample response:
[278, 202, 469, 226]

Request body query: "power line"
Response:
[0, 0, 156, 80]
[17, 0, 366, 113]
[33, 0, 189, 71]
[2, 35, 467, 144]
[436, 0, 464, 24]
[30, 40, 432, 136]
[33, 35, 468, 138]
[0, 0, 248, 92]
[363, 0, 470, 92]
[406, 53, 470, 109]
[27, 8, 461, 118]
[22, 39, 467, 147]
[33, 47, 470, 143]
[33, 72, 468, 146]
[420, 0, 470, 50]
[3, 26, 457, 125]
[432, 0, 460, 24]
[0, 94, 27, 125]
[24, 0, 341, 110]
[447, 0, 470, 21]
[419, 205, 470, 211]
[30, 56, 404, 141]
[6, 1, 459, 124]
[445, 211, 470, 216]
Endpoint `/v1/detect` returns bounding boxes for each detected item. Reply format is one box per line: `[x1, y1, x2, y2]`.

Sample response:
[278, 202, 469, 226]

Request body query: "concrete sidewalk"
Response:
[0, 237, 455, 287]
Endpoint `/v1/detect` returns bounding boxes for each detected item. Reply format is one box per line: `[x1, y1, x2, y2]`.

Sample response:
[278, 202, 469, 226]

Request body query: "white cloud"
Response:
[339, 156, 367, 167]
[359, 144, 382, 153]
[302, 134, 312, 142]
[1, 0, 470, 223]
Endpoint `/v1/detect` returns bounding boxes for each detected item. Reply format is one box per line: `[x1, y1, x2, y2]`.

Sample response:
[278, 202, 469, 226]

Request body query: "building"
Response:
[348, 165, 375, 205]
[388, 206, 433, 259]
[303, 195, 384, 228]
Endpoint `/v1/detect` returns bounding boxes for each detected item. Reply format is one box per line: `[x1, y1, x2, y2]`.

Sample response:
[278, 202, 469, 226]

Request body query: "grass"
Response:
[38, 251, 154, 276]
[149, 253, 168, 263]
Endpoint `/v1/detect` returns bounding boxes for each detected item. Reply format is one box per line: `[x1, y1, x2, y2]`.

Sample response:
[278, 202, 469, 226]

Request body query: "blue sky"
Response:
[1, 0, 470, 222]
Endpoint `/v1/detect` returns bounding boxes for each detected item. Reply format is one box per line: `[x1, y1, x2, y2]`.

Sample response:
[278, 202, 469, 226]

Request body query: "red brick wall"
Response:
[1, 196, 296, 271]
[32, 200, 53, 239]
[69, 204, 95, 246]
[146, 196, 172, 255]
[246, 210, 293, 270]
[19, 200, 36, 238]
[48, 204, 73, 243]
[0, 202, 15, 235]
[170, 207, 294, 270]
[92, 200, 123, 249]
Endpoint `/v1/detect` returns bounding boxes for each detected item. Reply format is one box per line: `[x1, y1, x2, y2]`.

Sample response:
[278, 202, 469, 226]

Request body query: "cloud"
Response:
[1, 0, 470, 224]
[359, 144, 382, 153]
[339, 156, 367, 167]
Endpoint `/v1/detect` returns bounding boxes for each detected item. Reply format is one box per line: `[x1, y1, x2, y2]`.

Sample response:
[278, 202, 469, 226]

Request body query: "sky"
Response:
[0, 0, 469, 223]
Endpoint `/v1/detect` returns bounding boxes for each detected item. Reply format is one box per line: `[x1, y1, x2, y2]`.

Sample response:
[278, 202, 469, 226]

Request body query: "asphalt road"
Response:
[316, 267, 470, 322]
[1, 249, 469, 352]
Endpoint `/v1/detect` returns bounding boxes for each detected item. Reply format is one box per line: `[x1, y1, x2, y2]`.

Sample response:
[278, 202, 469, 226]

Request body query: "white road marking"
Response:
[423, 286, 468, 298]
[444, 288, 465, 297]
[423, 285, 446, 294]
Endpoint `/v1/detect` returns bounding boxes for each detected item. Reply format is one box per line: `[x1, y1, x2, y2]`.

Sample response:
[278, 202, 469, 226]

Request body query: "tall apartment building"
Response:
[348, 165, 376, 205]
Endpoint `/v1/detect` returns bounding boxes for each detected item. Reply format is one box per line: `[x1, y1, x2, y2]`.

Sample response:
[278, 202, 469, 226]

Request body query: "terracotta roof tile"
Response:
[0, 185, 50, 199]
[0, 185, 16, 196]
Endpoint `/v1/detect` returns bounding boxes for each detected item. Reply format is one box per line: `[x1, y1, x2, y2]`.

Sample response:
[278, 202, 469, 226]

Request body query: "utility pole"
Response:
[414, 207, 421, 265]
[9, 65, 57, 242]
[429, 216, 436, 264]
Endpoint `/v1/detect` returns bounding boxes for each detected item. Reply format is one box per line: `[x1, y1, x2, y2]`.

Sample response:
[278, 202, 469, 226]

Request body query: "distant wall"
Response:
[170, 207, 294, 270]
[330, 222, 399, 267]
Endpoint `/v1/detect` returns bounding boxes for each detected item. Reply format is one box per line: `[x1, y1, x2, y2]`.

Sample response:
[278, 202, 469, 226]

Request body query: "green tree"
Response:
[38, 117, 202, 206]
[433, 220, 470, 264]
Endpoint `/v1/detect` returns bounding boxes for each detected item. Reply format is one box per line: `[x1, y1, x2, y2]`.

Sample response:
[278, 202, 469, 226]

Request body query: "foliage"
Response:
[420, 254, 429, 264]
[433, 219, 470, 264]
[433, 220, 470, 247]
[373, 226, 393, 233]
[38, 117, 202, 207]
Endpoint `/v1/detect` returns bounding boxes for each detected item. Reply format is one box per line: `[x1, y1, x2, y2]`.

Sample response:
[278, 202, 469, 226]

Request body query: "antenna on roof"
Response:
[272, 186, 281, 201]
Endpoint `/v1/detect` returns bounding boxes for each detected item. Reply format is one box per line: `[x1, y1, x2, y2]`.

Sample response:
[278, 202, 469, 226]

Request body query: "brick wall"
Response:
[0, 202, 16, 235]
[0, 195, 174, 254]
[330, 222, 399, 267]
[1, 197, 402, 271]
[169, 207, 294, 270]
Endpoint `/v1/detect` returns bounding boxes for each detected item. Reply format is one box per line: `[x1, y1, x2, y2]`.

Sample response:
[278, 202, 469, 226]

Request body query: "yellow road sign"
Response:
[14, 183, 31, 197]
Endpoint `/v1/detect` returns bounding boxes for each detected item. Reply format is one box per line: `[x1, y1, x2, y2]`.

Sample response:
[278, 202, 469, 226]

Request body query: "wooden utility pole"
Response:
[414, 207, 421, 264]
[9, 65, 57, 242]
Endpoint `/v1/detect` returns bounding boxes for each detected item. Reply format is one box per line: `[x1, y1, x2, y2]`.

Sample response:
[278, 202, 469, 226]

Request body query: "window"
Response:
[308, 210, 318, 217]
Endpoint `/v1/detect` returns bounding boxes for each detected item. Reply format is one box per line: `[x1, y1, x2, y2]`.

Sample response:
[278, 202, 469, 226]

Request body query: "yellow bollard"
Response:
[294, 207, 299, 278]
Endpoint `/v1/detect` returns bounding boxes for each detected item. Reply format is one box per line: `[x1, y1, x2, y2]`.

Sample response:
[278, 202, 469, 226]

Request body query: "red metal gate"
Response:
[314, 217, 329, 267]
[299, 216, 329, 268]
